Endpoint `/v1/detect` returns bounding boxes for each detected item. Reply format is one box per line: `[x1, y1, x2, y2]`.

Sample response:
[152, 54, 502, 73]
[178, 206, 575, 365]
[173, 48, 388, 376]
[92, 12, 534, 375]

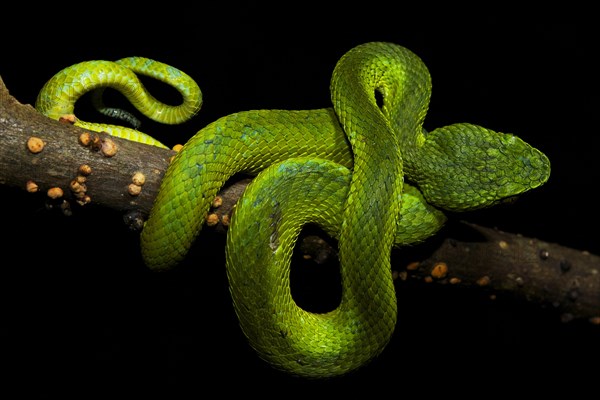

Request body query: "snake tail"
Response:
[35, 57, 203, 148]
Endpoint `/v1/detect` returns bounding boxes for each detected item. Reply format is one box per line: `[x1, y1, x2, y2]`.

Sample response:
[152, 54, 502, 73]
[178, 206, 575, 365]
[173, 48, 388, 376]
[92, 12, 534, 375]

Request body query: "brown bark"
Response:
[299, 221, 600, 324]
[1, 75, 599, 324]
[0, 76, 173, 220]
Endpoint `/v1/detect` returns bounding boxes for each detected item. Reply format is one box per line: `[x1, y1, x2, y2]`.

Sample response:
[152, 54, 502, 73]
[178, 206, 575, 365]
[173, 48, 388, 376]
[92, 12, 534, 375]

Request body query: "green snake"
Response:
[35, 42, 551, 378]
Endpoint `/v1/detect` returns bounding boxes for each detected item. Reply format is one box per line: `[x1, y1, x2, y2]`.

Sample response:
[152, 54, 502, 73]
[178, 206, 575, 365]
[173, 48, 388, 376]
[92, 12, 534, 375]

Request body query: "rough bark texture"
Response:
[1, 75, 599, 325]
[300, 221, 600, 324]
[0, 76, 172, 219]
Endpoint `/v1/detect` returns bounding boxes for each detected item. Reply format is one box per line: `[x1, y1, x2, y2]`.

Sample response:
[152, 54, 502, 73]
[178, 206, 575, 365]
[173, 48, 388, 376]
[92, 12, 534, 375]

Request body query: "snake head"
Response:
[411, 123, 551, 212]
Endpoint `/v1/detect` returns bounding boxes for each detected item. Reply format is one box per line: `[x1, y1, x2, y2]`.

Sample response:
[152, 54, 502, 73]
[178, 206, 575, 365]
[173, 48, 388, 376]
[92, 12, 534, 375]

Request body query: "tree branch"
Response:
[2, 75, 599, 325]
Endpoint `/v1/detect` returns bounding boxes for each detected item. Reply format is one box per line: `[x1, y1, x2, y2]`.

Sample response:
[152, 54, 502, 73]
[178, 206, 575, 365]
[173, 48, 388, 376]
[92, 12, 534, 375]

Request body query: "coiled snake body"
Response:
[36, 42, 551, 378]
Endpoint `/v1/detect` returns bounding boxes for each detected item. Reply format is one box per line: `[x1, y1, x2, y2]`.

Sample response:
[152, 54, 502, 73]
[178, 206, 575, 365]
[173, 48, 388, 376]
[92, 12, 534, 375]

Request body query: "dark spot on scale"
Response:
[374, 89, 384, 109]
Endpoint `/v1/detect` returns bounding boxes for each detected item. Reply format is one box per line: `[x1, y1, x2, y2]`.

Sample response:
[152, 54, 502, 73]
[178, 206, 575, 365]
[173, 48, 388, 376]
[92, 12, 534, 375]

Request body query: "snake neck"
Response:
[327, 42, 433, 371]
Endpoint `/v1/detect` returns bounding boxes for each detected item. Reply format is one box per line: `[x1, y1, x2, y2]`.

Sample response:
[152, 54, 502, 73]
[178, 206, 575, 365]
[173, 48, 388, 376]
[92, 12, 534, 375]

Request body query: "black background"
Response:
[2, 4, 598, 395]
